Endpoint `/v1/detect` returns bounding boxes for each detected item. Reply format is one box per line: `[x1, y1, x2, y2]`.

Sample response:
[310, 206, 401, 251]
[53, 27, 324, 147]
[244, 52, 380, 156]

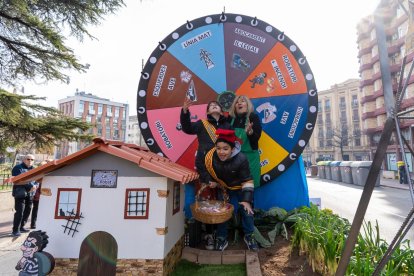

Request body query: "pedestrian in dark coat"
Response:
[11, 154, 39, 236]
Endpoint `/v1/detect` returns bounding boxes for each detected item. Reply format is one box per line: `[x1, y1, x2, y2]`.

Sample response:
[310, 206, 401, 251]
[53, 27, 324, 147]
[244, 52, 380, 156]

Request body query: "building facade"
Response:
[56, 91, 129, 158]
[126, 115, 146, 147]
[357, 0, 414, 173]
[304, 79, 370, 164]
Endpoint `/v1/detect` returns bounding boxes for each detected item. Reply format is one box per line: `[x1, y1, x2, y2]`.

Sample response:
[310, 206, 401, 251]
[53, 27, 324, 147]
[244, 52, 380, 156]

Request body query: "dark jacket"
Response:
[230, 112, 262, 150]
[12, 162, 37, 197]
[207, 150, 254, 203]
[180, 109, 232, 182]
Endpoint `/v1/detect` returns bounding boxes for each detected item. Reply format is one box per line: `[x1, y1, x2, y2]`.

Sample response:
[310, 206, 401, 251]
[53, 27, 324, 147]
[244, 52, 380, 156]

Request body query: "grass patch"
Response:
[171, 260, 245, 276]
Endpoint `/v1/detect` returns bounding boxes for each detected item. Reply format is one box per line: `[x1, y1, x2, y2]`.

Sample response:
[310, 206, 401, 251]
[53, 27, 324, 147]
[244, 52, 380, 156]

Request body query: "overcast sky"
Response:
[22, 0, 380, 114]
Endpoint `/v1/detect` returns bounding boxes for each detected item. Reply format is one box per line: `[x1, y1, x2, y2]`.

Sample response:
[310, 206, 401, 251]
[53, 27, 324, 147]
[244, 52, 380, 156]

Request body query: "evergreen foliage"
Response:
[0, 0, 125, 152]
[0, 0, 125, 85]
[0, 89, 92, 153]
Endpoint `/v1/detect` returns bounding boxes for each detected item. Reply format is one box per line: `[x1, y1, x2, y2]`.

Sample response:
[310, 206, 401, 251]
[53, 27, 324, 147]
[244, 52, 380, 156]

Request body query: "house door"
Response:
[78, 231, 118, 276]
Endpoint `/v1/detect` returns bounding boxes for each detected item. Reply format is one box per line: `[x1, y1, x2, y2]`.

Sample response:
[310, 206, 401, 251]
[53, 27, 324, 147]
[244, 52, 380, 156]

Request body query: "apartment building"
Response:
[303, 79, 370, 164]
[56, 90, 129, 158]
[126, 115, 146, 147]
[357, 0, 414, 172]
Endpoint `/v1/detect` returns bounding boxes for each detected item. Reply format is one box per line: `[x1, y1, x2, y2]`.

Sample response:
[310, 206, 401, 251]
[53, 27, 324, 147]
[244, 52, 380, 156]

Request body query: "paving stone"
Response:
[222, 250, 246, 264]
[246, 251, 262, 276]
[198, 250, 222, 265]
[181, 247, 200, 263]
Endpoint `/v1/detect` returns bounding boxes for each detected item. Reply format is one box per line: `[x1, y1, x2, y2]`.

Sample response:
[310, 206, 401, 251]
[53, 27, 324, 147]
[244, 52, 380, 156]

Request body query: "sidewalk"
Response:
[380, 177, 411, 190]
[0, 207, 29, 252]
[306, 173, 411, 191]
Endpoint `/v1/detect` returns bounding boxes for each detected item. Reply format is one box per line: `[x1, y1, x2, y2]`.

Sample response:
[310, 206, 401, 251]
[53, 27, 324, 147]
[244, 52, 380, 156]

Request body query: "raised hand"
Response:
[183, 96, 193, 113]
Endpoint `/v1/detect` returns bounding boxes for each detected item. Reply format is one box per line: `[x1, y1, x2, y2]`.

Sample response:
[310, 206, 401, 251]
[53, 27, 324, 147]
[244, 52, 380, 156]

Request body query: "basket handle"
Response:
[195, 184, 229, 209]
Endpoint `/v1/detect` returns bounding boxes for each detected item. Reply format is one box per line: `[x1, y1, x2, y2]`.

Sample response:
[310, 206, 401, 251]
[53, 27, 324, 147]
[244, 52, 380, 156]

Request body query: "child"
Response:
[204, 128, 258, 251]
[180, 97, 232, 249]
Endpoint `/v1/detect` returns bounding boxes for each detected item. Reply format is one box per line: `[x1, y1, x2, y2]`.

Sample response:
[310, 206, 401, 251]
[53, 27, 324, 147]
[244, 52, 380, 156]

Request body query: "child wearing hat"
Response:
[204, 128, 258, 252]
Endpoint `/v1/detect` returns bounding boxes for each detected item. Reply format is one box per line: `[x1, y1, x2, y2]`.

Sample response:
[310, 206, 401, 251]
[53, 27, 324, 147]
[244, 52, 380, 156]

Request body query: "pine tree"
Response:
[0, 0, 125, 85]
[0, 89, 92, 153]
[0, 0, 125, 153]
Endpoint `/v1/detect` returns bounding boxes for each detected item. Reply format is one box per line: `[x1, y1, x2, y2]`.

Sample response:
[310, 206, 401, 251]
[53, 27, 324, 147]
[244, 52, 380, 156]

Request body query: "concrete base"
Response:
[181, 247, 262, 275]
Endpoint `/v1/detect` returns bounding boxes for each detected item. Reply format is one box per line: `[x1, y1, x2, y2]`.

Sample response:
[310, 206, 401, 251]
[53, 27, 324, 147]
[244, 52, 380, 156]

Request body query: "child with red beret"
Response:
[204, 128, 258, 252]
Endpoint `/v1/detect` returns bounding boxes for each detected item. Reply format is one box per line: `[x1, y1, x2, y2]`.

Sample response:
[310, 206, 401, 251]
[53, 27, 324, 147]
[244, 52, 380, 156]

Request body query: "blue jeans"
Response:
[216, 189, 254, 240]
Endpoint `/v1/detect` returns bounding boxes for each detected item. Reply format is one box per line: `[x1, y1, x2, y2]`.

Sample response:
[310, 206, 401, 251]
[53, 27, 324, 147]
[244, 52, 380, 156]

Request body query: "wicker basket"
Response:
[190, 184, 234, 224]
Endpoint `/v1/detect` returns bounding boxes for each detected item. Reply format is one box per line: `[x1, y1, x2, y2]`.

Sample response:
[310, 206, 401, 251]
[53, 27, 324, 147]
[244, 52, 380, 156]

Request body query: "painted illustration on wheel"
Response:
[137, 13, 317, 187]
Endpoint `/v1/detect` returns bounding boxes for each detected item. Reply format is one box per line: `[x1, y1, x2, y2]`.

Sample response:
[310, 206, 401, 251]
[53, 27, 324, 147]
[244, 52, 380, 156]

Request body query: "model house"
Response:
[9, 138, 198, 275]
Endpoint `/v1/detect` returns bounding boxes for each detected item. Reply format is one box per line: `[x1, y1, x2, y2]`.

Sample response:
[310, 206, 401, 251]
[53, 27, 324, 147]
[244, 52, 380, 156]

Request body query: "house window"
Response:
[55, 188, 82, 219]
[173, 182, 180, 215]
[124, 188, 150, 219]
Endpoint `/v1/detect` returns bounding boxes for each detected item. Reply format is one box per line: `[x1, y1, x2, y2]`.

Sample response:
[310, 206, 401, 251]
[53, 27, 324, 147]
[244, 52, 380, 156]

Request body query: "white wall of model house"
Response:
[37, 173, 185, 260]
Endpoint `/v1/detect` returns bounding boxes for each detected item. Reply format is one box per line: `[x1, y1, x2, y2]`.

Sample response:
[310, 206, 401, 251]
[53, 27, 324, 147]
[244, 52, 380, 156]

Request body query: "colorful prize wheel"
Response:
[137, 13, 317, 186]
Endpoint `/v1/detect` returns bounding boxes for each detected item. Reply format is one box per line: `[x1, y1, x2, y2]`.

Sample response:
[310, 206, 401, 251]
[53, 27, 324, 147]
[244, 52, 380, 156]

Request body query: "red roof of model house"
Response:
[7, 138, 199, 185]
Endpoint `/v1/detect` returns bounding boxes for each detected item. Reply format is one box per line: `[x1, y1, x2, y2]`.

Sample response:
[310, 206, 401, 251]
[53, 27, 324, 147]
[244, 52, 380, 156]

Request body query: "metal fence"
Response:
[1, 172, 12, 189]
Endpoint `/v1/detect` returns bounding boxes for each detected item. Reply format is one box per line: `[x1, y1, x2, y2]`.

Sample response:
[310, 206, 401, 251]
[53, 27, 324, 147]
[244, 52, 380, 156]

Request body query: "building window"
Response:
[113, 129, 119, 139]
[352, 95, 358, 107]
[326, 127, 333, 139]
[55, 188, 82, 219]
[352, 109, 359, 121]
[318, 101, 322, 112]
[78, 101, 84, 116]
[88, 103, 95, 114]
[115, 107, 120, 118]
[173, 182, 180, 215]
[340, 110, 347, 123]
[318, 130, 324, 138]
[98, 104, 103, 115]
[106, 106, 112, 116]
[339, 97, 346, 109]
[325, 99, 331, 111]
[317, 117, 323, 125]
[123, 107, 127, 119]
[124, 188, 150, 219]
[325, 114, 331, 124]
[319, 139, 324, 147]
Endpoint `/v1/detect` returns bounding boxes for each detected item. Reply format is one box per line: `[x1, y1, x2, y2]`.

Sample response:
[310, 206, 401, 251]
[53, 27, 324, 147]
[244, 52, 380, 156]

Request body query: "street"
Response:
[307, 177, 414, 243]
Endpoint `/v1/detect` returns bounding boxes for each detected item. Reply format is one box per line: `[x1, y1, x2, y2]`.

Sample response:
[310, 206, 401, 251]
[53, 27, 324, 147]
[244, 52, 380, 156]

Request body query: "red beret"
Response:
[215, 129, 242, 145]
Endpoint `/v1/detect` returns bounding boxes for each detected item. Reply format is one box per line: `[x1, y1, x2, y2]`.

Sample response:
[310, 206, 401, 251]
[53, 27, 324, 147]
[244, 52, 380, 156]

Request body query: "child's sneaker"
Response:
[205, 234, 214, 250]
[215, 237, 228, 251]
[244, 234, 259, 252]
